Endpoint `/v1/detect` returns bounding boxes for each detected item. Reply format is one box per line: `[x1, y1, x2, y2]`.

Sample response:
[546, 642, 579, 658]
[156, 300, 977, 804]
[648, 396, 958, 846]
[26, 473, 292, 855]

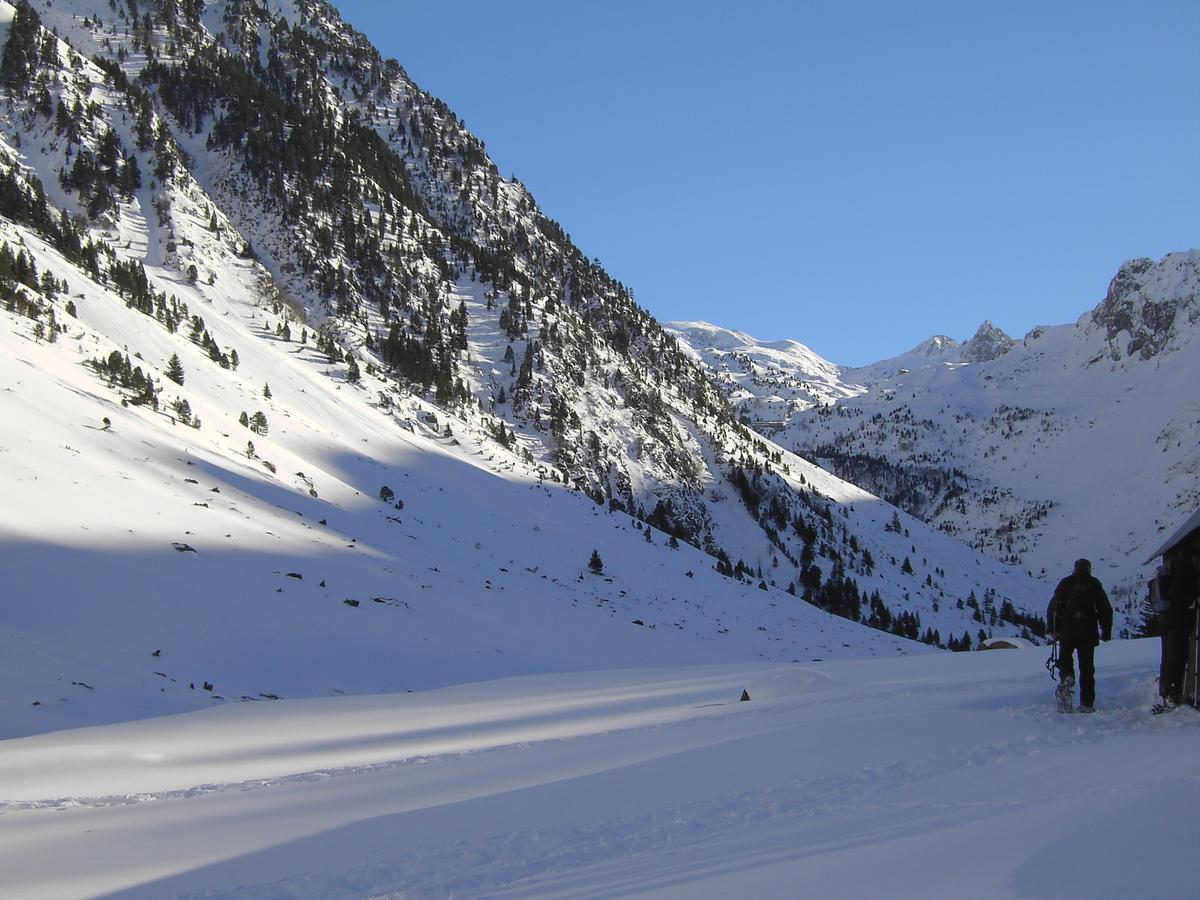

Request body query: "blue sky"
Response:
[334, 1, 1199, 365]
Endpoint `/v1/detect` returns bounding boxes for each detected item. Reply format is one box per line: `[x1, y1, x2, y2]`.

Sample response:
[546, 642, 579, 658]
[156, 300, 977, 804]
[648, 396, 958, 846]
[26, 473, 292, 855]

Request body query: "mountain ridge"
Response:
[669, 248, 1200, 630]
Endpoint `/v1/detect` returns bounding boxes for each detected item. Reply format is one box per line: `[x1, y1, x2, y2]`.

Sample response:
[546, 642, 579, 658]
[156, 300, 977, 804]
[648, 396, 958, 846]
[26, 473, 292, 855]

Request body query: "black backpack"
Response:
[1059, 578, 1091, 624]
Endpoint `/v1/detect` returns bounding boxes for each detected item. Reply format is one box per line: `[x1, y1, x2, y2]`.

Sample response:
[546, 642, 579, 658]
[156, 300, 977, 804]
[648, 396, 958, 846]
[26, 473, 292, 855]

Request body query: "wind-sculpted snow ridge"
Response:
[674, 251, 1200, 633]
[0, 641, 1195, 899]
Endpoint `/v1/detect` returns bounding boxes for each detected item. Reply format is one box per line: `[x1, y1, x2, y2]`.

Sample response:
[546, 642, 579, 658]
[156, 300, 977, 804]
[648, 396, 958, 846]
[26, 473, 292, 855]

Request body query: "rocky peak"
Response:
[910, 335, 959, 358]
[1090, 251, 1200, 361]
[960, 321, 1014, 364]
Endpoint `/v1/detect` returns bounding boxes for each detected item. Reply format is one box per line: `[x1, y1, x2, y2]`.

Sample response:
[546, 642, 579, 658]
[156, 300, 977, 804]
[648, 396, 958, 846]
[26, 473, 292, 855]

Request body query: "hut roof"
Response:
[1144, 509, 1200, 563]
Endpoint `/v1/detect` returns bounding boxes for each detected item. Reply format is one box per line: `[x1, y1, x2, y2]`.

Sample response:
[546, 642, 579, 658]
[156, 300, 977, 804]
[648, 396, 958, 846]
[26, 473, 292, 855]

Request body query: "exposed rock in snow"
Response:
[960, 320, 1015, 364]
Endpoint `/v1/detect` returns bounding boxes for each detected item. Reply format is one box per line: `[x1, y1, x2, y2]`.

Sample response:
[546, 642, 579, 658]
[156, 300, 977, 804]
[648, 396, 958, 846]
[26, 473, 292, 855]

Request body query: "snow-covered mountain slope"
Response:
[664, 318, 1019, 421]
[844, 320, 1016, 383]
[665, 320, 865, 424]
[671, 251, 1200, 632]
[841, 332, 960, 385]
[1, 0, 1055, 738]
[2, 640, 1194, 899]
[663, 317, 1020, 427]
[1, 214, 1048, 738]
[0, 0, 1056, 645]
[0, 221, 924, 739]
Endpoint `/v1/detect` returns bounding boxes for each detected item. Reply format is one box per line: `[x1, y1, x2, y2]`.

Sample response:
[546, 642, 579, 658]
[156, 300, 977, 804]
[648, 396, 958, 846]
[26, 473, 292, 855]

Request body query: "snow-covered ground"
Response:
[1, 638, 1193, 898]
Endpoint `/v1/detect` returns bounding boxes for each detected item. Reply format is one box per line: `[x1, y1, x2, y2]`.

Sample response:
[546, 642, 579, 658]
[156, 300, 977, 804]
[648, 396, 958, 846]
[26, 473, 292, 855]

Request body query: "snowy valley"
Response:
[0, 0, 1196, 897]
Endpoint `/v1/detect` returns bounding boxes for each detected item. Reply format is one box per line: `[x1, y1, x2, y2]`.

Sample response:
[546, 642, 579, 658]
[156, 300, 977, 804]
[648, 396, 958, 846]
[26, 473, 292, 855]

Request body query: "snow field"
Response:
[0, 640, 1194, 898]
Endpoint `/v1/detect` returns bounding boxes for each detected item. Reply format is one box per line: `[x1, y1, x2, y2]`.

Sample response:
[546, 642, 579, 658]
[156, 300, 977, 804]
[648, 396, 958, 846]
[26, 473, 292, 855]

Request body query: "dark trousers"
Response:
[1161, 622, 1190, 703]
[1057, 640, 1096, 707]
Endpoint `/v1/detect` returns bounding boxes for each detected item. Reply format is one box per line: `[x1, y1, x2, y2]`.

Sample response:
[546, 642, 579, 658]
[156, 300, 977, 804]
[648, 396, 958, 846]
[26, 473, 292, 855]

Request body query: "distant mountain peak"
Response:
[909, 335, 959, 358]
[960, 320, 1015, 364]
[666, 320, 761, 352]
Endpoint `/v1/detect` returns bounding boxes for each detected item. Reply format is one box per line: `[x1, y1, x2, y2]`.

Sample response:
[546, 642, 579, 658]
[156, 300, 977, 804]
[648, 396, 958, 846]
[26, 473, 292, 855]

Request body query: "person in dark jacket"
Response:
[1157, 542, 1199, 710]
[1047, 558, 1113, 712]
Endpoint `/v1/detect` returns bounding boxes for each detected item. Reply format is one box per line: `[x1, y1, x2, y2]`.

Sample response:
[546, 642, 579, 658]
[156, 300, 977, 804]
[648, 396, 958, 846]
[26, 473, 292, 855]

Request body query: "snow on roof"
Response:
[1144, 508, 1200, 563]
[980, 637, 1033, 650]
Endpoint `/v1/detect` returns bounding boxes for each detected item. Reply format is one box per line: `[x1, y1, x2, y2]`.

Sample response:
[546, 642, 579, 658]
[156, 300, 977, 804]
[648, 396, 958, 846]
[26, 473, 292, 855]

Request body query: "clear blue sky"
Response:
[334, 1, 1199, 365]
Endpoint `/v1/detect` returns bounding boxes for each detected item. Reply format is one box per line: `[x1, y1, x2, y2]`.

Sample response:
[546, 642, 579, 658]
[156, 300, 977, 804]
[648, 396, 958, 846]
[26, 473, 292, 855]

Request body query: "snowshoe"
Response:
[1078, 705, 1095, 714]
[1055, 675, 1075, 713]
[1152, 698, 1178, 715]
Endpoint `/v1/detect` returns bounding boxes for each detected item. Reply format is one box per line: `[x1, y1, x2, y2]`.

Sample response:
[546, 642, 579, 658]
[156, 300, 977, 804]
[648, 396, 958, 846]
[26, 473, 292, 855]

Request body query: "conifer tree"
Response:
[171, 398, 192, 425]
[588, 549, 604, 574]
[165, 353, 185, 385]
[1, 2, 42, 96]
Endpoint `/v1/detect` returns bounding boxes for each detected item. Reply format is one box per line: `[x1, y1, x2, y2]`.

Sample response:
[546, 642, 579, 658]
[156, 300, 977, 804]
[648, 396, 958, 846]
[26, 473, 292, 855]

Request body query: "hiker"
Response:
[1156, 541, 1199, 711]
[1047, 558, 1113, 712]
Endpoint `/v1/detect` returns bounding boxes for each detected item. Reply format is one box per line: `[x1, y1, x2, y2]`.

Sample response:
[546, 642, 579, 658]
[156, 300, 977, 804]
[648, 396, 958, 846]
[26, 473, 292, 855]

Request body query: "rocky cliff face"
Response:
[1091, 252, 1199, 361]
